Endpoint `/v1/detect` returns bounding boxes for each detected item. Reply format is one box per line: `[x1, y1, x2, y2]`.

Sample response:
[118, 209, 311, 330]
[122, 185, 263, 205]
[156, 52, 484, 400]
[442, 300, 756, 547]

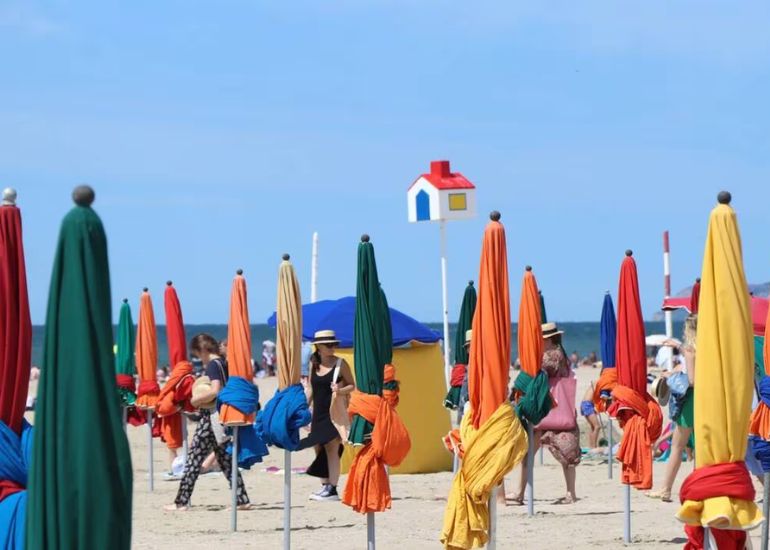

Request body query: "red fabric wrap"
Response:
[0, 479, 23, 502]
[609, 385, 662, 490]
[115, 374, 136, 391]
[449, 364, 466, 388]
[683, 526, 747, 550]
[137, 380, 160, 397]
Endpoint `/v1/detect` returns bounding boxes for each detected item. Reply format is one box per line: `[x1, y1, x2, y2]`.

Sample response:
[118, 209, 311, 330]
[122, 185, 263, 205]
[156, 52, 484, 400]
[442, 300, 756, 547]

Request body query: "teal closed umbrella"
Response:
[444, 281, 476, 409]
[115, 299, 137, 408]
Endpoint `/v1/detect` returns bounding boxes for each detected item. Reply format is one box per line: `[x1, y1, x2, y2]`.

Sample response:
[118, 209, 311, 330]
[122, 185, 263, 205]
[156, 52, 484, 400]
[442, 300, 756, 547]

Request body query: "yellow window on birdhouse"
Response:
[448, 193, 467, 211]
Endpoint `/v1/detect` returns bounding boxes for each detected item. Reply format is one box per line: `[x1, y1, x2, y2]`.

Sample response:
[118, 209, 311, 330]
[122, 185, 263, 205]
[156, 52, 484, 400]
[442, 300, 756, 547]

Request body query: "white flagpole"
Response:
[440, 220, 451, 390]
[231, 426, 239, 532]
[147, 408, 154, 492]
[311, 232, 319, 304]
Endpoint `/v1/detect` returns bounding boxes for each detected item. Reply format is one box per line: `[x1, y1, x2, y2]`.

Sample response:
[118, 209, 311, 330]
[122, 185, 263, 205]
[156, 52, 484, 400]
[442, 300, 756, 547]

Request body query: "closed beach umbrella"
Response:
[513, 266, 551, 427]
[593, 292, 618, 413]
[441, 212, 528, 550]
[115, 299, 137, 408]
[26, 186, 132, 550]
[135, 289, 160, 410]
[677, 192, 762, 548]
[444, 281, 477, 410]
[539, 290, 547, 323]
[690, 278, 701, 315]
[0, 188, 32, 549]
[343, 235, 411, 517]
[156, 282, 194, 452]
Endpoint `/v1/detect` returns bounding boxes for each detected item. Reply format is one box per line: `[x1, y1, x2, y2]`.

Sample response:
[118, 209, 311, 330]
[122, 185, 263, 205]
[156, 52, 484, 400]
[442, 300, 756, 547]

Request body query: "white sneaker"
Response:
[310, 485, 340, 502]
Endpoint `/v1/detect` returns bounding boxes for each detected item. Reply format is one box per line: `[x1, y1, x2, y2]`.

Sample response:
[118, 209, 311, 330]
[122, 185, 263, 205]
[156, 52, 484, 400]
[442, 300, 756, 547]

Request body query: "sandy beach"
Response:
[117, 366, 765, 549]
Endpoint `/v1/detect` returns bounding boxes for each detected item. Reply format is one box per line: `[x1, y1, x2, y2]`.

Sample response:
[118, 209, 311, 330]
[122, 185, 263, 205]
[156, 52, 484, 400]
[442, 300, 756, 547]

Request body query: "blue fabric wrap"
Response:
[750, 435, 770, 474]
[256, 384, 311, 451]
[758, 376, 770, 409]
[0, 420, 32, 550]
[217, 376, 269, 469]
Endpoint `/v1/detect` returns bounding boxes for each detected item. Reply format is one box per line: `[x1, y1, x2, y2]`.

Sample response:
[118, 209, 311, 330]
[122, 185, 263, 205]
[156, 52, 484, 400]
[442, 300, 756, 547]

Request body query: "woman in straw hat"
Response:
[646, 314, 697, 503]
[298, 330, 355, 501]
[511, 322, 581, 505]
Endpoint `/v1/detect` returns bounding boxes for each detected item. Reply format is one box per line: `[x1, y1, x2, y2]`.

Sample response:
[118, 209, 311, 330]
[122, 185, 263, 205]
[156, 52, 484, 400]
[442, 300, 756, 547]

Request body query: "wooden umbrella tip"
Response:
[72, 185, 95, 207]
[122, 298, 128, 303]
[625, 249, 633, 257]
[166, 280, 173, 286]
[717, 191, 731, 205]
[489, 210, 501, 221]
[361, 234, 370, 243]
[142, 287, 149, 292]
[282, 253, 290, 261]
[468, 280, 474, 286]
[2, 187, 17, 206]
[525, 265, 532, 272]
[696, 277, 701, 283]
[236, 269, 243, 275]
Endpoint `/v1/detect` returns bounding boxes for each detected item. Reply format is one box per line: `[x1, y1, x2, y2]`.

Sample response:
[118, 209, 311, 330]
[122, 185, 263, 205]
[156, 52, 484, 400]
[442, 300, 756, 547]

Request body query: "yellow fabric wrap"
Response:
[440, 402, 528, 550]
[675, 202, 762, 531]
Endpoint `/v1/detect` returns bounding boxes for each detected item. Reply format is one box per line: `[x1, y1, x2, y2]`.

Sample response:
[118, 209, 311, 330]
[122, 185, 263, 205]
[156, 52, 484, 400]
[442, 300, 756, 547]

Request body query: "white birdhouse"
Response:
[407, 160, 477, 223]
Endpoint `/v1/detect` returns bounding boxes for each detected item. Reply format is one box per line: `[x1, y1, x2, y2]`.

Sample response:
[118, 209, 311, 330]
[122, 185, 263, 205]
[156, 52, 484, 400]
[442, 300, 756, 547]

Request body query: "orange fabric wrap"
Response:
[156, 361, 194, 450]
[517, 270, 543, 378]
[749, 404, 770, 441]
[610, 385, 663, 489]
[135, 291, 159, 409]
[221, 273, 253, 426]
[342, 365, 411, 514]
[443, 429, 464, 459]
[592, 368, 618, 413]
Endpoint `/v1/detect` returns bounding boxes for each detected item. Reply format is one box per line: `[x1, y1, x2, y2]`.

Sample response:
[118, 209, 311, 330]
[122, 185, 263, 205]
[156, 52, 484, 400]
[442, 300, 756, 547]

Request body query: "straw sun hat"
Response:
[312, 329, 340, 346]
[541, 322, 564, 339]
[464, 329, 472, 347]
[651, 376, 671, 406]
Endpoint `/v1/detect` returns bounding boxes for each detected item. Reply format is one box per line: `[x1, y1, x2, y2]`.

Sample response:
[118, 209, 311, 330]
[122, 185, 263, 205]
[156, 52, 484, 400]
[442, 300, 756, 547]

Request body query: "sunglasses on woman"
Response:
[321, 343, 337, 349]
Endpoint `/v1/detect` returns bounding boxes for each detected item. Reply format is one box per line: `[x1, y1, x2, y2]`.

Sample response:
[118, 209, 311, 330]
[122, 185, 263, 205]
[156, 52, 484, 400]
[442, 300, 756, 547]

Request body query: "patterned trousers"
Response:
[174, 410, 250, 506]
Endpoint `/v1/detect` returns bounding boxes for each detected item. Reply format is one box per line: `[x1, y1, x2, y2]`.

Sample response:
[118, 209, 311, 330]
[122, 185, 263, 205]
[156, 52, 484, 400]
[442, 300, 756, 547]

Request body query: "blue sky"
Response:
[4, 1, 770, 324]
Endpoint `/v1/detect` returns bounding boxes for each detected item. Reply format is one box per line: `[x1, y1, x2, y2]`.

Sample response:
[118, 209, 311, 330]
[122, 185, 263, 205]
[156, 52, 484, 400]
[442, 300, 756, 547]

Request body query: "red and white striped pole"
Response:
[663, 231, 673, 338]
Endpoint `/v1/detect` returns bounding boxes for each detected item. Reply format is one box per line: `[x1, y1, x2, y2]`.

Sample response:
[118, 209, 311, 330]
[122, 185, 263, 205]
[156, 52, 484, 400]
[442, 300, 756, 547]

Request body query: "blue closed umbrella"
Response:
[600, 292, 617, 370]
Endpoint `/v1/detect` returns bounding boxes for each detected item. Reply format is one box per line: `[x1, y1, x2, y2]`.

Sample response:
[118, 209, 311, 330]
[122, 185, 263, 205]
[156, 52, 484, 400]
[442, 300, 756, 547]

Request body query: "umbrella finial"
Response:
[282, 253, 290, 261]
[605, 290, 611, 295]
[166, 280, 173, 286]
[717, 191, 732, 205]
[468, 280, 474, 286]
[122, 298, 128, 304]
[525, 265, 532, 272]
[142, 287, 148, 292]
[625, 249, 633, 257]
[236, 269, 243, 276]
[72, 185, 95, 207]
[490, 210, 501, 221]
[696, 277, 701, 283]
[361, 234, 370, 243]
[2, 187, 17, 206]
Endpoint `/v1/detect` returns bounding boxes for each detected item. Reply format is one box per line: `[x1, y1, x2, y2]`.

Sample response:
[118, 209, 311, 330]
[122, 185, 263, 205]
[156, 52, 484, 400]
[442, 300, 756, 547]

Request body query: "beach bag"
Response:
[535, 374, 578, 431]
[329, 360, 351, 442]
[667, 371, 689, 421]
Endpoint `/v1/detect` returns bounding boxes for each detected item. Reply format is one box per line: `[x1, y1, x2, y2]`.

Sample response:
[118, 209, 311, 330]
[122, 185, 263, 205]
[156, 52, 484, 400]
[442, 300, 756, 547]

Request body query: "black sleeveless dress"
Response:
[299, 364, 344, 478]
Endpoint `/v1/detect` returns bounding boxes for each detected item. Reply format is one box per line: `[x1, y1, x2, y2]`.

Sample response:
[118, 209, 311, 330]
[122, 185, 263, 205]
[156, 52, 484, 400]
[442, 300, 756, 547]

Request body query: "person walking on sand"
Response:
[298, 330, 355, 502]
[645, 315, 697, 503]
[164, 333, 252, 511]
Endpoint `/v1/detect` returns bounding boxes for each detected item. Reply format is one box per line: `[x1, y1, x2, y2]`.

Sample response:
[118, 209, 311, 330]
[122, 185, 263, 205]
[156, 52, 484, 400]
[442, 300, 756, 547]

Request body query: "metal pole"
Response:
[367, 512, 375, 550]
[663, 231, 674, 339]
[527, 423, 535, 517]
[147, 409, 154, 492]
[122, 406, 127, 434]
[763, 473, 769, 550]
[439, 220, 451, 390]
[623, 484, 631, 544]
[452, 408, 460, 474]
[539, 445, 544, 466]
[608, 416, 613, 479]
[231, 426, 239, 532]
[182, 413, 189, 458]
[488, 486, 497, 550]
[284, 450, 291, 550]
[311, 232, 319, 303]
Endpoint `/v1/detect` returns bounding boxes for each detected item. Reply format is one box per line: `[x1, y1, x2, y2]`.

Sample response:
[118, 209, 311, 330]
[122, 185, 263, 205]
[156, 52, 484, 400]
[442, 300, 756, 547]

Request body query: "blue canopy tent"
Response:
[266, 296, 441, 347]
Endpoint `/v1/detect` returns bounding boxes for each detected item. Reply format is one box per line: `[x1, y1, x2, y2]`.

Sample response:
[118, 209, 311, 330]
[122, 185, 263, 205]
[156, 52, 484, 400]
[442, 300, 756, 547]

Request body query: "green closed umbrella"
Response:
[115, 299, 137, 407]
[348, 235, 392, 445]
[27, 186, 132, 550]
[539, 290, 547, 323]
[443, 281, 477, 409]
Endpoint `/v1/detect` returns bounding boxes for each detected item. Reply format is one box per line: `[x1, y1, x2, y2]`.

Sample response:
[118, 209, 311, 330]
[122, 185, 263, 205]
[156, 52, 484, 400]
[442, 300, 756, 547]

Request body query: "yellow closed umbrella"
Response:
[676, 192, 762, 547]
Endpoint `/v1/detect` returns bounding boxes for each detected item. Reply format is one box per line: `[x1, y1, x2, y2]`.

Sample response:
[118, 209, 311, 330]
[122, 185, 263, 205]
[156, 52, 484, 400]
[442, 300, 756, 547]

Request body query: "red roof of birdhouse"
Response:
[409, 160, 475, 191]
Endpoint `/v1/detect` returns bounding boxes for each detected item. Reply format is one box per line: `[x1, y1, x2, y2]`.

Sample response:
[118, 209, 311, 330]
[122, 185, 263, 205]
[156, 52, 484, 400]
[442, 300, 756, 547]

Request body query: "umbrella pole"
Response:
[439, 219, 451, 390]
[284, 450, 291, 550]
[182, 414, 189, 458]
[527, 423, 535, 517]
[366, 512, 375, 550]
[608, 416, 613, 479]
[147, 409, 155, 492]
[230, 426, 239, 532]
[762, 472, 770, 550]
[539, 445, 544, 466]
[122, 406, 127, 433]
[488, 486, 497, 550]
[311, 232, 319, 303]
[623, 484, 631, 544]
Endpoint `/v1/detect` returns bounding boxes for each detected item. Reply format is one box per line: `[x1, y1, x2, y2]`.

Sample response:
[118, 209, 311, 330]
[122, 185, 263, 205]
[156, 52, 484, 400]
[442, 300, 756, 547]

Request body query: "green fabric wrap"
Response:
[513, 370, 552, 428]
[116, 301, 137, 406]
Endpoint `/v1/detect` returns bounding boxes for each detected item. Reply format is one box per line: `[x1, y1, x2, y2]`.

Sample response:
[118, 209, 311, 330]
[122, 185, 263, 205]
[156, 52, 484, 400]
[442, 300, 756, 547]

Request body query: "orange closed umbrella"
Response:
[135, 289, 159, 410]
[220, 270, 255, 426]
[442, 213, 528, 550]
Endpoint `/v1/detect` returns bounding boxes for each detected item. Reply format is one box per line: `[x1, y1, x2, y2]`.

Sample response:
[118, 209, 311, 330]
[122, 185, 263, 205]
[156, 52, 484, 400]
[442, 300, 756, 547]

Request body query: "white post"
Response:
[539, 446, 544, 466]
[623, 484, 631, 544]
[182, 413, 189, 458]
[439, 220, 451, 390]
[762, 473, 769, 550]
[663, 231, 674, 339]
[527, 424, 535, 517]
[231, 426, 239, 532]
[284, 450, 291, 550]
[311, 232, 319, 304]
[608, 416, 613, 479]
[147, 409, 154, 492]
[367, 513, 375, 550]
[488, 486, 497, 550]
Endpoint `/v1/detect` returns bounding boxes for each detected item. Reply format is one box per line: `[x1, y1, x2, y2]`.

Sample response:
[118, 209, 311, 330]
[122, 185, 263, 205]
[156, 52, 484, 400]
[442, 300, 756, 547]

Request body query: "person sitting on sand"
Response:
[164, 333, 252, 511]
[580, 381, 601, 449]
[298, 330, 355, 502]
